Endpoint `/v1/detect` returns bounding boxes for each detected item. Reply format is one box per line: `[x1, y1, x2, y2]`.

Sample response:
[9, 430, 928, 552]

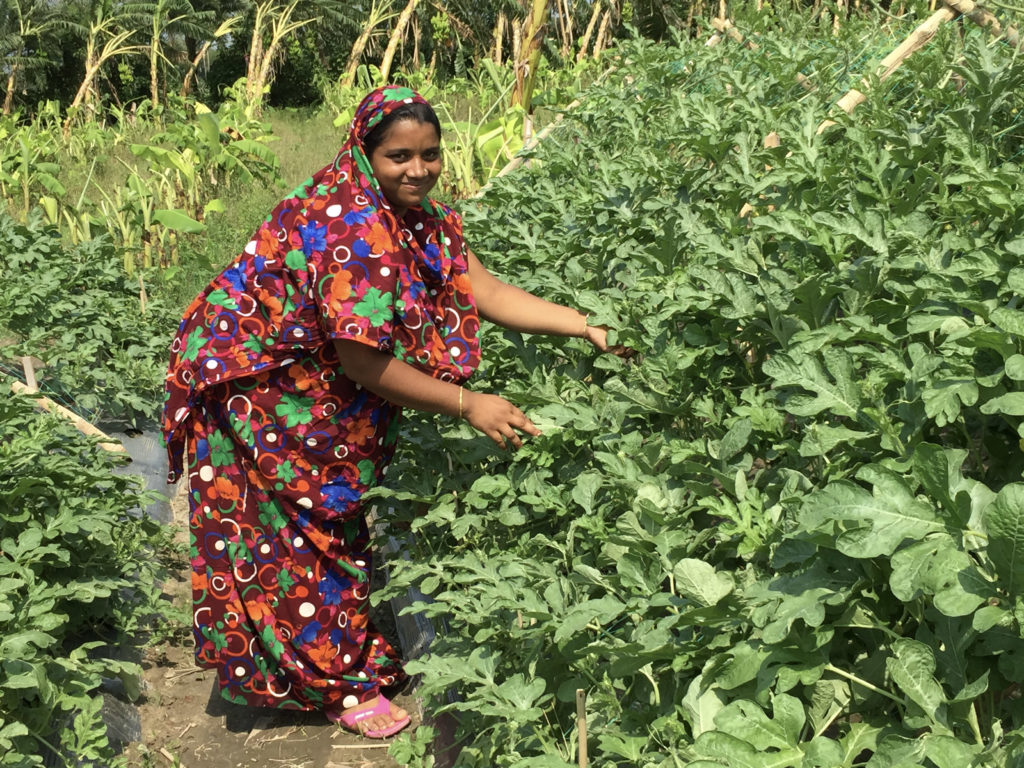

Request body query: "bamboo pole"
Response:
[576, 689, 588, 768]
[711, 17, 758, 48]
[945, 0, 1021, 49]
[817, 6, 956, 133]
[11, 381, 126, 453]
[21, 357, 37, 390]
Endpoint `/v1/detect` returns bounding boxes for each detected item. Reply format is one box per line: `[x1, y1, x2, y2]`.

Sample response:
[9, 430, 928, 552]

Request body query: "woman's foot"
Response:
[328, 695, 410, 738]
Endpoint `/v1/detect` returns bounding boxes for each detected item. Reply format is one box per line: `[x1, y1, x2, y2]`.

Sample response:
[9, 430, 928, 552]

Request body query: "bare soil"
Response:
[121, 487, 420, 768]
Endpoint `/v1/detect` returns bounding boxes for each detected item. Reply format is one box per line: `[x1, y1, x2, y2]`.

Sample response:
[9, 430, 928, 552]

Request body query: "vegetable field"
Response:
[4, 1, 1024, 766]
[0, 396, 176, 766]
[376, 11, 1024, 767]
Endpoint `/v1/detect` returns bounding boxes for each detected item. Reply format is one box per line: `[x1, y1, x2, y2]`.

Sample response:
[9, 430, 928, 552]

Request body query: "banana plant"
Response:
[6, 136, 65, 221]
[181, 15, 242, 98]
[63, 8, 144, 137]
[244, 0, 319, 114]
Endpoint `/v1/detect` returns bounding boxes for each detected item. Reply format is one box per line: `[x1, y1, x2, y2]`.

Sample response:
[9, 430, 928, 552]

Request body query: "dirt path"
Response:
[122, 489, 418, 768]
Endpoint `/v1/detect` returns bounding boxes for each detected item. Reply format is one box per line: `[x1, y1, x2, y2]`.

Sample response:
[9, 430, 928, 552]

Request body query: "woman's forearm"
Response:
[478, 281, 589, 338]
[334, 339, 462, 416]
[467, 250, 588, 338]
[333, 339, 541, 447]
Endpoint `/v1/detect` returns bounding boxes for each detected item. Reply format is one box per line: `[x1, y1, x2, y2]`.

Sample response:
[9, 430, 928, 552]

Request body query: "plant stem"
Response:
[825, 663, 904, 706]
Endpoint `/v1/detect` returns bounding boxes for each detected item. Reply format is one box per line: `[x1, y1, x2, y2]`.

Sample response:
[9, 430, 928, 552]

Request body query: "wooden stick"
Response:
[329, 745, 393, 753]
[21, 357, 37, 390]
[10, 380, 127, 453]
[944, 0, 1022, 49]
[711, 17, 813, 91]
[712, 17, 759, 49]
[576, 688, 588, 768]
[817, 6, 956, 133]
[159, 747, 187, 767]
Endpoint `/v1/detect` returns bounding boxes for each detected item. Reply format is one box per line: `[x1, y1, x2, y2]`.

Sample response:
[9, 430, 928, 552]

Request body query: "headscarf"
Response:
[307, 85, 459, 285]
[162, 86, 481, 480]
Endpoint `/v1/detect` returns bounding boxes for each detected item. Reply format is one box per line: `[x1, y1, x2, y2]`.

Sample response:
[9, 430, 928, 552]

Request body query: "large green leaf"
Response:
[691, 731, 803, 768]
[992, 307, 1024, 337]
[673, 559, 734, 606]
[764, 349, 861, 418]
[800, 469, 941, 558]
[889, 535, 988, 616]
[984, 484, 1024, 598]
[681, 674, 728, 738]
[713, 694, 804, 751]
[153, 209, 206, 234]
[886, 638, 949, 727]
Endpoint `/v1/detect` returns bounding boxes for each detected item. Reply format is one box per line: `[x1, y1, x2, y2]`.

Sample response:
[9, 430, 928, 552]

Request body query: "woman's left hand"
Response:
[584, 324, 635, 358]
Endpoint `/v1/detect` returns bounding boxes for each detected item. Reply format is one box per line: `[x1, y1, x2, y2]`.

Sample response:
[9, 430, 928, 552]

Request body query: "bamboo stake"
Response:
[11, 381, 127, 453]
[945, 0, 1022, 49]
[711, 17, 758, 48]
[817, 6, 956, 133]
[21, 357, 37, 391]
[576, 689, 588, 768]
[159, 748, 187, 767]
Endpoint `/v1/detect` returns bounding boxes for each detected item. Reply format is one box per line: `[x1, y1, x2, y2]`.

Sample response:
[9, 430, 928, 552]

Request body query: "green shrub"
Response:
[0, 395, 178, 767]
[0, 214, 177, 427]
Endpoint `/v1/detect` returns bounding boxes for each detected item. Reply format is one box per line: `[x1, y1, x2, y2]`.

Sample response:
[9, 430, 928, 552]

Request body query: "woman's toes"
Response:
[362, 714, 391, 732]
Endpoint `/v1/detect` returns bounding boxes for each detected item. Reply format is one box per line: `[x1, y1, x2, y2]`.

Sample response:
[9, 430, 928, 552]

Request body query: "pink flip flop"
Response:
[329, 696, 411, 739]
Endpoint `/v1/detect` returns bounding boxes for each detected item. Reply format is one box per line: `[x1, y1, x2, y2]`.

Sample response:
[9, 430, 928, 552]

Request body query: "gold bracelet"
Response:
[581, 313, 590, 338]
[458, 386, 464, 419]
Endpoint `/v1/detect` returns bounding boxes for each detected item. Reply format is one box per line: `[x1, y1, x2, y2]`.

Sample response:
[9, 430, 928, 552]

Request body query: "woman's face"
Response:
[367, 118, 442, 216]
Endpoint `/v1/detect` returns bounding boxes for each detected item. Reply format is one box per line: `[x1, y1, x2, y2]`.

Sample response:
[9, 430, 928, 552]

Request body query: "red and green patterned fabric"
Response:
[161, 86, 480, 712]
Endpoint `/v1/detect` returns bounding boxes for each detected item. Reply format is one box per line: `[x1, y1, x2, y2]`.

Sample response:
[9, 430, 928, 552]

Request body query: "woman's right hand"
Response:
[462, 391, 541, 449]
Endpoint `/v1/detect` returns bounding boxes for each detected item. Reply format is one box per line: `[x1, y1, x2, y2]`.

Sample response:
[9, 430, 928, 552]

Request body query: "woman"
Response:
[162, 86, 617, 739]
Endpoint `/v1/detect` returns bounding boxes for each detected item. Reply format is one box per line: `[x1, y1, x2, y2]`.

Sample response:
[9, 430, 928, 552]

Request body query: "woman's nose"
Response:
[406, 157, 428, 178]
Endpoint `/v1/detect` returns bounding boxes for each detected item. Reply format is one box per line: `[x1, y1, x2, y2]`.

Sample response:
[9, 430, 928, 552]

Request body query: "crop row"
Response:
[379, 10, 1024, 767]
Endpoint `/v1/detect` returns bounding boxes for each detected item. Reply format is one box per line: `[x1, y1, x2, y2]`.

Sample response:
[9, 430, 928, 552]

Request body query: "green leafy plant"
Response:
[0, 394, 177, 767]
[0, 213, 178, 425]
[375, 12, 1024, 767]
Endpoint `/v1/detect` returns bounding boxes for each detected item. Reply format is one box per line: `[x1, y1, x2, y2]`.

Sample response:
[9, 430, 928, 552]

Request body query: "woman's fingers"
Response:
[464, 393, 541, 449]
[585, 325, 636, 358]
